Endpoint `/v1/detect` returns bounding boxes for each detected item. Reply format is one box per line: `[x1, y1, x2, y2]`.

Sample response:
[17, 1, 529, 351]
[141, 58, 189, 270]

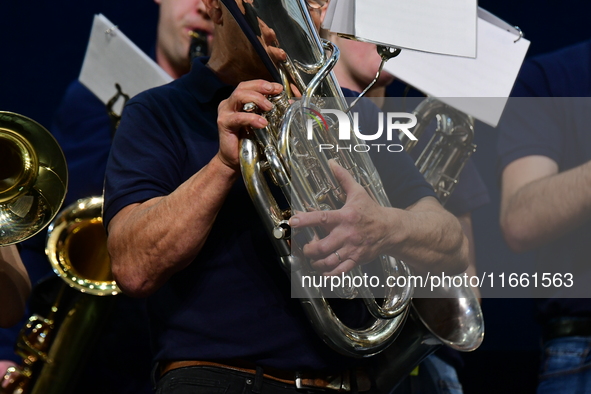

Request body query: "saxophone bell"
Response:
[2, 197, 120, 394]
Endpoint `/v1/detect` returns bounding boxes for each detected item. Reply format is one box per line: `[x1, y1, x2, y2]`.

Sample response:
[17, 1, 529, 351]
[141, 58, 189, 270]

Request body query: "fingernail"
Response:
[289, 216, 299, 227]
[258, 117, 268, 127]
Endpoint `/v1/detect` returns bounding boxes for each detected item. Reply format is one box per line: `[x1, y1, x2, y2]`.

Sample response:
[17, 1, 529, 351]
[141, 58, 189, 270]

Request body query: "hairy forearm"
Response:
[108, 154, 239, 297]
[385, 199, 469, 275]
[292, 165, 469, 276]
[501, 160, 591, 253]
[0, 246, 31, 328]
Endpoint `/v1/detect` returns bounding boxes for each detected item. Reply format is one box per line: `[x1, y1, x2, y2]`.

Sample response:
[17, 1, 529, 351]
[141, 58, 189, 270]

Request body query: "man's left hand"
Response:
[289, 160, 392, 275]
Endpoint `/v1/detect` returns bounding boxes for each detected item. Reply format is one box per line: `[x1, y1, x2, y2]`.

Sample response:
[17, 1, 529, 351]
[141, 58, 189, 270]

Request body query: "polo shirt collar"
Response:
[187, 57, 234, 104]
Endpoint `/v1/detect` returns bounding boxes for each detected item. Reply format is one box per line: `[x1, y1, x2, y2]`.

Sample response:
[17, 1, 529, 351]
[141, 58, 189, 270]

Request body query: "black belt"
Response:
[543, 318, 591, 343]
[160, 360, 372, 392]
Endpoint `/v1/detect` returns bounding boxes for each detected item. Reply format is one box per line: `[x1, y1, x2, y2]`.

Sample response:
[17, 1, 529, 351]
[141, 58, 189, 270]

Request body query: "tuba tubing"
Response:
[230, 0, 413, 357]
[228, 0, 483, 380]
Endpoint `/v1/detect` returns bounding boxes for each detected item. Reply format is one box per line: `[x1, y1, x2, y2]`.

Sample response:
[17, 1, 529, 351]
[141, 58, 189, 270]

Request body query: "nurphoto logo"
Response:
[306, 108, 418, 153]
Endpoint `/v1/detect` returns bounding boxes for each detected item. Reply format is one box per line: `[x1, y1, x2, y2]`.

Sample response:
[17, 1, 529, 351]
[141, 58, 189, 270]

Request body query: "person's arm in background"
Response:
[0, 245, 29, 384]
[0, 246, 30, 328]
[496, 55, 591, 253]
[500, 156, 591, 253]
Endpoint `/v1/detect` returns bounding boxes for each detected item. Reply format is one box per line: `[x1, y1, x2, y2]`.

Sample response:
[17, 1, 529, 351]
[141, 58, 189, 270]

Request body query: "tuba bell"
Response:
[1, 196, 120, 394]
[0, 112, 67, 246]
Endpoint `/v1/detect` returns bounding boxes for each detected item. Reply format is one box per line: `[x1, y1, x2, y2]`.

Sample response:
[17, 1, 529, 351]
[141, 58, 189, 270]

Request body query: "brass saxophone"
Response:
[1, 196, 120, 394]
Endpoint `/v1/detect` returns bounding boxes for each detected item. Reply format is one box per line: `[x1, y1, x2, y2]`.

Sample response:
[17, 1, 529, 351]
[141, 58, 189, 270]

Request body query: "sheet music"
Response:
[324, 0, 355, 39]
[323, 0, 477, 58]
[383, 9, 530, 127]
[79, 14, 173, 113]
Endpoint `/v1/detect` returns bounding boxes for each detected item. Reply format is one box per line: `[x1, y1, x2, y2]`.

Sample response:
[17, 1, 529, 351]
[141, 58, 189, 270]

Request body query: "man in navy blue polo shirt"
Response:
[104, 1, 470, 392]
[498, 40, 591, 393]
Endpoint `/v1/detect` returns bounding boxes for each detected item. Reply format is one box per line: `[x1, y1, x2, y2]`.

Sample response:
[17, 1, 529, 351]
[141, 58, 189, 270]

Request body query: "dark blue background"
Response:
[1, 1, 589, 392]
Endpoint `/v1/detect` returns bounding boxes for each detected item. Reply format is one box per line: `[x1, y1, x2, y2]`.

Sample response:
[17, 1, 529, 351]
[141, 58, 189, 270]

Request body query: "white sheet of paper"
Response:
[79, 14, 172, 113]
[324, 0, 355, 39]
[323, 0, 477, 58]
[383, 10, 530, 127]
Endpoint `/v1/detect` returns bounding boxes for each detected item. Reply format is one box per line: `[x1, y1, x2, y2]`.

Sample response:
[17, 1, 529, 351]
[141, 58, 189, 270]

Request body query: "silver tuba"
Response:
[224, 0, 484, 384]
[225, 0, 413, 358]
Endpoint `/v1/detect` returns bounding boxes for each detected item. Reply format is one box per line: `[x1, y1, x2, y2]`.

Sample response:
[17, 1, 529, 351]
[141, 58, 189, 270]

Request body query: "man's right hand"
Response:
[216, 80, 282, 170]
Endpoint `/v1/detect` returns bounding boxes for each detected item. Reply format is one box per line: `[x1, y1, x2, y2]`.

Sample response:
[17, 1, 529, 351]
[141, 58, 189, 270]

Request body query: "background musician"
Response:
[103, 0, 469, 392]
[498, 40, 591, 393]
[0, 0, 214, 392]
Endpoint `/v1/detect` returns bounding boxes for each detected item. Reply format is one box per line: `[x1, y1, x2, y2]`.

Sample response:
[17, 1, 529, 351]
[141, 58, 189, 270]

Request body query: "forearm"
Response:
[108, 154, 239, 297]
[501, 159, 591, 252]
[385, 198, 469, 275]
[0, 246, 31, 328]
[292, 164, 468, 276]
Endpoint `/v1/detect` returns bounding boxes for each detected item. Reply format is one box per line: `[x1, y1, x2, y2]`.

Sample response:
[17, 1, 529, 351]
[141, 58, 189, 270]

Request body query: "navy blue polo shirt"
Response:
[104, 57, 435, 370]
[497, 39, 591, 322]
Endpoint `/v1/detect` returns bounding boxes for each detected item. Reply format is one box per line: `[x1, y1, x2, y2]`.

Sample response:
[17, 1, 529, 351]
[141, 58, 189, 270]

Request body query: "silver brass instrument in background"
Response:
[402, 97, 477, 204]
[1, 196, 120, 394]
[227, 0, 412, 358]
[0, 112, 67, 246]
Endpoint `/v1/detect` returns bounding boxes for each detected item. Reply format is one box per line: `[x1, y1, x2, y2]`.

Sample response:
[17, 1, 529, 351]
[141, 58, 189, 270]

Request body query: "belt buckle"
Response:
[295, 371, 350, 392]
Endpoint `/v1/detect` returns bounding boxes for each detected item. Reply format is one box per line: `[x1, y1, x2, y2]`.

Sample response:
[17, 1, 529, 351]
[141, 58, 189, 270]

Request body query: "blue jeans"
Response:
[538, 337, 591, 394]
[391, 354, 463, 394]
